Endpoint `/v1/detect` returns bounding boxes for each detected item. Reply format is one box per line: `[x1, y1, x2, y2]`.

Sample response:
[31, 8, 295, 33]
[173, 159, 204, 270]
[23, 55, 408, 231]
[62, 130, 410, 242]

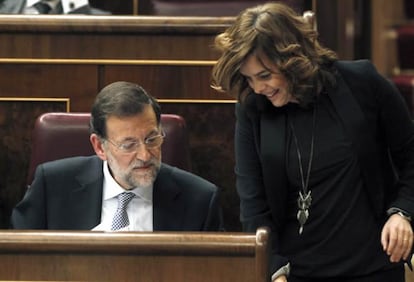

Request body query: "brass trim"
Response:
[0, 97, 70, 112]
[0, 58, 217, 66]
[134, 0, 139, 14]
[158, 99, 236, 104]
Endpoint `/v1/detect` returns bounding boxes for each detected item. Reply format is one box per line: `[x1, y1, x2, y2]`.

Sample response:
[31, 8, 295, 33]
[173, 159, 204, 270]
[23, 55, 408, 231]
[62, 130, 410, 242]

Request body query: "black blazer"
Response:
[235, 60, 414, 272]
[11, 156, 223, 231]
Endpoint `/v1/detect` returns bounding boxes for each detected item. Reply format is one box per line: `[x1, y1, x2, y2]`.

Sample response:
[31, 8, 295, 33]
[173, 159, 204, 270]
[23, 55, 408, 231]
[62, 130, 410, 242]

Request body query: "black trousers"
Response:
[288, 265, 405, 282]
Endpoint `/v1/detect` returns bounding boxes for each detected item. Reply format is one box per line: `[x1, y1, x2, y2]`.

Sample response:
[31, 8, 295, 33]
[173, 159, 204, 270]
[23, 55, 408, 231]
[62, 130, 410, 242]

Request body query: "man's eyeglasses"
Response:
[105, 131, 166, 153]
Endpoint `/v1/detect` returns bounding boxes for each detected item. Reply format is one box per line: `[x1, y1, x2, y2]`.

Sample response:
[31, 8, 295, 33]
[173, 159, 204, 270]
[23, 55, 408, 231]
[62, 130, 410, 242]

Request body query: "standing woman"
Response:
[211, 2, 414, 282]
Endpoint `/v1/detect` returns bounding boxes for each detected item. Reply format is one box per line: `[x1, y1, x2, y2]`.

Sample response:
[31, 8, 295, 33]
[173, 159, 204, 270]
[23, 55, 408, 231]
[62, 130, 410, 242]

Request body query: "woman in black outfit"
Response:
[211, 2, 414, 282]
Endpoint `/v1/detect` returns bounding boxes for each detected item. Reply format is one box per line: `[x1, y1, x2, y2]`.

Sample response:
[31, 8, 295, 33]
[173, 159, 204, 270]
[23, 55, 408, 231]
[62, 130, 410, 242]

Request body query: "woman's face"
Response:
[240, 54, 297, 107]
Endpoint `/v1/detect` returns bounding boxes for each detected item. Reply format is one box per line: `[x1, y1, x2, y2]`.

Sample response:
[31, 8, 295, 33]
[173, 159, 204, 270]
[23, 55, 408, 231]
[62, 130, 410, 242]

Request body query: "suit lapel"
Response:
[67, 158, 104, 229]
[153, 165, 183, 231]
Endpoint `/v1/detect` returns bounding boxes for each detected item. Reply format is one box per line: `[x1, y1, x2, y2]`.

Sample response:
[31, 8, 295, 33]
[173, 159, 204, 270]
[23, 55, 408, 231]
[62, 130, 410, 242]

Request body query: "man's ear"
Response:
[90, 133, 107, 161]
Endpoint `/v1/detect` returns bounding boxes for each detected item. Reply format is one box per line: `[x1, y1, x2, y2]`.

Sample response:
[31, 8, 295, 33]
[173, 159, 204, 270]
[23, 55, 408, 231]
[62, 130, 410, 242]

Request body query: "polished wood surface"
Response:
[0, 61, 226, 106]
[0, 15, 233, 60]
[0, 15, 232, 100]
[0, 228, 269, 281]
[0, 15, 232, 32]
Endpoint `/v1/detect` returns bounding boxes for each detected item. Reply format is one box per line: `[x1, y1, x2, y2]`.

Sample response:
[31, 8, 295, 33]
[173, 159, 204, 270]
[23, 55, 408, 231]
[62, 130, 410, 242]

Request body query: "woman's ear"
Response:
[90, 133, 107, 161]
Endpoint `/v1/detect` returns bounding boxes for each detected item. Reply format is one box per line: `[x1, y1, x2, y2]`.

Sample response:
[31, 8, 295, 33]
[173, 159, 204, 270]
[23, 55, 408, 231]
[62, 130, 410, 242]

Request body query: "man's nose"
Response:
[134, 144, 152, 161]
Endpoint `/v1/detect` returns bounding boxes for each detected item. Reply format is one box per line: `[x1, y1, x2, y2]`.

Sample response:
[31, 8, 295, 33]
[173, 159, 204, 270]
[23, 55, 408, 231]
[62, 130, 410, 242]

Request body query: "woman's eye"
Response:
[259, 73, 271, 79]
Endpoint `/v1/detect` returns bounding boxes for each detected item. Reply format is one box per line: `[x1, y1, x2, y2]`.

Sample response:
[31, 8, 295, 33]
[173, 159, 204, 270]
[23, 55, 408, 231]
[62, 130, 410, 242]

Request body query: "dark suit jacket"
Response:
[0, 0, 109, 14]
[235, 60, 414, 273]
[11, 156, 223, 231]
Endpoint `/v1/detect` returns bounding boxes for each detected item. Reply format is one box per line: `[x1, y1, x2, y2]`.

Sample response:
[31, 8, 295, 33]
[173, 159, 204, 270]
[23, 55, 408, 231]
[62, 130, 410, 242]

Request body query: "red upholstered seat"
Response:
[27, 112, 192, 185]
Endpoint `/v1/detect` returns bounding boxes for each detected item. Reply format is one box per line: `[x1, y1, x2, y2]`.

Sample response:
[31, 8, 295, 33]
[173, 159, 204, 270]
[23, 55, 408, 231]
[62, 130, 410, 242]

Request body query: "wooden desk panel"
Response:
[0, 15, 232, 60]
[0, 60, 232, 105]
[102, 64, 223, 100]
[0, 229, 270, 281]
[0, 63, 98, 111]
[3, 254, 255, 281]
[0, 33, 220, 60]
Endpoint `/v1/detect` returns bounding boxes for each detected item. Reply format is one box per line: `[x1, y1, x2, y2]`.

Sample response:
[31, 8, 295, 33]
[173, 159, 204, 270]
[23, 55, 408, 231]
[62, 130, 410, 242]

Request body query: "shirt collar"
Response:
[26, 0, 89, 14]
[26, 0, 59, 10]
[26, 0, 40, 7]
[102, 161, 153, 203]
[60, 0, 88, 14]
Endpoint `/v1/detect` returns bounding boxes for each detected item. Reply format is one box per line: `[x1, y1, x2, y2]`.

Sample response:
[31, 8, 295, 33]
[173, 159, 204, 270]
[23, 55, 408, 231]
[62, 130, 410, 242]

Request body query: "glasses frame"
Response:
[104, 130, 166, 154]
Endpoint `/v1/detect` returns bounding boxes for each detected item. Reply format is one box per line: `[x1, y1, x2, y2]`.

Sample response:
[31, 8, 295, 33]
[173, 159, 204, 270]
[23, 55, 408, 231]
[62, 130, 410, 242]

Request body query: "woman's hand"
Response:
[381, 213, 413, 262]
[274, 275, 288, 282]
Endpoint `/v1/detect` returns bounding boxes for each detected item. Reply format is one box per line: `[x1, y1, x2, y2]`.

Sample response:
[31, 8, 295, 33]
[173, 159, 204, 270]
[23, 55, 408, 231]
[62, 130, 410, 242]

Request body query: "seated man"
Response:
[11, 81, 223, 231]
[0, 0, 109, 14]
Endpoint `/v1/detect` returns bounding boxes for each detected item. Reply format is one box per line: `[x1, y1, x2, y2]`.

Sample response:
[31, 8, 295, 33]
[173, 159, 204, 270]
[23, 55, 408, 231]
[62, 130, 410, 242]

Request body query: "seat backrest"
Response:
[27, 112, 192, 185]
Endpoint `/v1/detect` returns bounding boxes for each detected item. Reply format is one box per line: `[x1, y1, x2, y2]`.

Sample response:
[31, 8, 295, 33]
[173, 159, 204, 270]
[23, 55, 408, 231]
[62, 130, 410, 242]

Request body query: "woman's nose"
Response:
[251, 80, 265, 94]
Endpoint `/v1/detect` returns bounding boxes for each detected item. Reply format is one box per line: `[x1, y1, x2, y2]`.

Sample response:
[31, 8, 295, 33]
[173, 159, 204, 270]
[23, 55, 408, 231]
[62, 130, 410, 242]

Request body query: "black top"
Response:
[281, 94, 390, 277]
[234, 60, 414, 275]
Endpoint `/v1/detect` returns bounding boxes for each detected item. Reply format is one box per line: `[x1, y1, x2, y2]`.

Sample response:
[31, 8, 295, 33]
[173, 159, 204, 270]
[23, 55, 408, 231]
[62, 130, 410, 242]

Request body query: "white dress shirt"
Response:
[25, 0, 88, 14]
[92, 161, 153, 232]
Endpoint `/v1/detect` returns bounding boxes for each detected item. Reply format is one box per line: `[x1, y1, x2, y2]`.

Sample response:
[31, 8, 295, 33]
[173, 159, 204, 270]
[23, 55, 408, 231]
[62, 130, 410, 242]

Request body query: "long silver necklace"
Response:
[288, 105, 316, 235]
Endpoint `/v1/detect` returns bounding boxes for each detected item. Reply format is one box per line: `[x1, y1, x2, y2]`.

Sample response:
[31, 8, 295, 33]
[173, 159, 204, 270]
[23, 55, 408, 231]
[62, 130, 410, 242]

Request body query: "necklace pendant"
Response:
[298, 190, 312, 210]
[297, 190, 312, 234]
[297, 209, 309, 225]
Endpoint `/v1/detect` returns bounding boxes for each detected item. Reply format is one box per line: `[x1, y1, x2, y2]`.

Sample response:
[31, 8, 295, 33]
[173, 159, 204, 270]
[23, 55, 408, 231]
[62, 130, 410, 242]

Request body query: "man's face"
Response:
[96, 105, 162, 190]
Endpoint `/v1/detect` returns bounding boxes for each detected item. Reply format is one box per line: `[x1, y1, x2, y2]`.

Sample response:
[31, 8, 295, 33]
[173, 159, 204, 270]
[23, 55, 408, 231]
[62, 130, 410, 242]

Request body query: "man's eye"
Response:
[146, 137, 159, 145]
[120, 142, 136, 150]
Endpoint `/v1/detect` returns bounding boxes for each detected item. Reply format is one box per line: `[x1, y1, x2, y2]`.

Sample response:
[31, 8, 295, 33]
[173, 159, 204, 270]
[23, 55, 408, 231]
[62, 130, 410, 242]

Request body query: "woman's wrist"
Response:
[272, 263, 290, 281]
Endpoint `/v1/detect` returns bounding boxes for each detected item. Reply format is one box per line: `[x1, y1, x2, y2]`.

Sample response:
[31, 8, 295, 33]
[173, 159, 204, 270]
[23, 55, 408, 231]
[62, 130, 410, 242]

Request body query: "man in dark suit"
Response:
[11, 81, 223, 231]
[0, 0, 109, 14]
